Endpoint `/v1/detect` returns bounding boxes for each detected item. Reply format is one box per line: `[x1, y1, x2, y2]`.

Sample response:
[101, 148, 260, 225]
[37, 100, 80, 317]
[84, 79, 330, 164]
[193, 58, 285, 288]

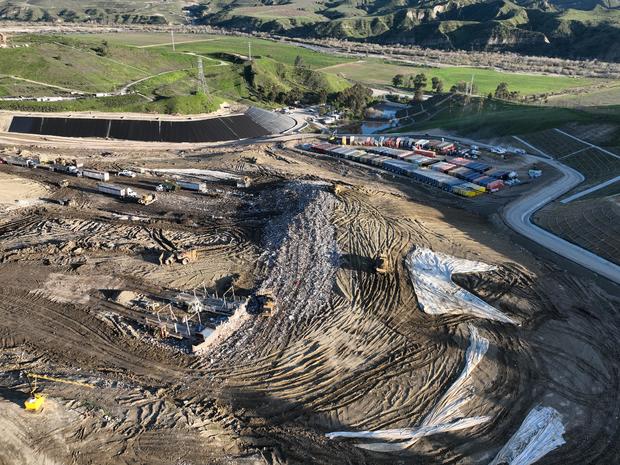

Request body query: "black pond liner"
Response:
[8, 113, 275, 143]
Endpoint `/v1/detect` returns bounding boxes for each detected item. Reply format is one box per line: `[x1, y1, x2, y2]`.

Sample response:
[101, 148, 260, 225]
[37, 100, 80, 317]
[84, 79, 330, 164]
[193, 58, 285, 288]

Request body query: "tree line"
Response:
[391, 73, 521, 102]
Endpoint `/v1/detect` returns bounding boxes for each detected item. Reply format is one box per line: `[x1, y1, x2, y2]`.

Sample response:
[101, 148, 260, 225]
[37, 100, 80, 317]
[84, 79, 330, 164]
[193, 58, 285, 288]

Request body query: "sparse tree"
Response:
[413, 73, 427, 91]
[494, 82, 510, 100]
[392, 74, 405, 87]
[294, 55, 306, 69]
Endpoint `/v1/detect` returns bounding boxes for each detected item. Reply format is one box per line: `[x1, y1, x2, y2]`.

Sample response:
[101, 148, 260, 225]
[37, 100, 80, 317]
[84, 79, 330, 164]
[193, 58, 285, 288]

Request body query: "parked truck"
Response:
[177, 180, 207, 193]
[7, 157, 34, 168]
[82, 169, 110, 182]
[97, 183, 138, 199]
[53, 164, 79, 175]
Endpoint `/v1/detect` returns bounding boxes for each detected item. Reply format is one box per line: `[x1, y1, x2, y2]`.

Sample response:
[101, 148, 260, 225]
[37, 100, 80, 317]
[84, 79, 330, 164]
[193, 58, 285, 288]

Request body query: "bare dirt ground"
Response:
[0, 141, 618, 465]
[0, 171, 48, 211]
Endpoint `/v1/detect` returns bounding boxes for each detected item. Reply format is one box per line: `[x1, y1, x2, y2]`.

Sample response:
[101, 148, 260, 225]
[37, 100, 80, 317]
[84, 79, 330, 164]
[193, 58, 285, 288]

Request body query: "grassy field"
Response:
[402, 101, 619, 137]
[78, 32, 353, 69]
[546, 83, 620, 107]
[2, 35, 195, 93]
[0, 76, 67, 97]
[321, 59, 598, 96]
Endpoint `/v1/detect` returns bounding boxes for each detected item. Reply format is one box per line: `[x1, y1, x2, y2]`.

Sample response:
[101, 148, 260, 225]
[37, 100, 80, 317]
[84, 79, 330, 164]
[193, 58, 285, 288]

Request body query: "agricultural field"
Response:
[320, 58, 599, 97]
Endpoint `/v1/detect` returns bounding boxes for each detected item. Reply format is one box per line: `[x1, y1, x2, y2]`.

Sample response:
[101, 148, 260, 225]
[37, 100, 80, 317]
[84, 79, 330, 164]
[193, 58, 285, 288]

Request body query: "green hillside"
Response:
[1, 0, 618, 59]
[0, 34, 350, 114]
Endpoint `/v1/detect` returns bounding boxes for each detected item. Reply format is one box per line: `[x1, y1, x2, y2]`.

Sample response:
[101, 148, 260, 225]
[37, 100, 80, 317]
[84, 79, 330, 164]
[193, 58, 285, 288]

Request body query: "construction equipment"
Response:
[159, 249, 197, 266]
[247, 290, 276, 316]
[57, 179, 69, 188]
[138, 193, 157, 205]
[375, 251, 392, 274]
[330, 183, 345, 195]
[24, 372, 95, 412]
[155, 181, 178, 192]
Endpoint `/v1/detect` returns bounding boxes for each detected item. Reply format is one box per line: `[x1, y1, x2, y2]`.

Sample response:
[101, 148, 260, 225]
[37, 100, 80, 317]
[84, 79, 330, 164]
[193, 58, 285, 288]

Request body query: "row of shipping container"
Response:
[338, 135, 457, 155]
[311, 143, 484, 197]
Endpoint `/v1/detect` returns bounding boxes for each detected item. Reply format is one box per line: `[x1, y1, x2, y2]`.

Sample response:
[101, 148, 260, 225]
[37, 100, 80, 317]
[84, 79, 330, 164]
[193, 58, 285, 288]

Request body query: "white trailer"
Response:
[177, 180, 207, 193]
[7, 157, 34, 168]
[82, 169, 110, 181]
[97, 183, 127, 197]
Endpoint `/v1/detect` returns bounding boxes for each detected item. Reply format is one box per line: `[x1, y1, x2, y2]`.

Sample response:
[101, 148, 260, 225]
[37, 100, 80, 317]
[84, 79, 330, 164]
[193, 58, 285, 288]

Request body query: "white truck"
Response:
[81, 169, 110, 182]
[97, 183, 138, 199]
[7, 157, 34, 168]
[177, 180, 207, 193]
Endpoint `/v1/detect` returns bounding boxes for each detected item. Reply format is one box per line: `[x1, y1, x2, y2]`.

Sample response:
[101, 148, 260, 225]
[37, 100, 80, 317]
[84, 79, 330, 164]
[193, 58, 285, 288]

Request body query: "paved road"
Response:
[503, 154, 620, 285]
[387, 130, 620, 284]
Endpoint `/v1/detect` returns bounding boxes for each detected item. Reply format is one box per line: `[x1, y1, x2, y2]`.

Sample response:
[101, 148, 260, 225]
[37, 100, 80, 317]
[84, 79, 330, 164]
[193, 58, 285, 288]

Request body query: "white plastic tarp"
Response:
[327, 325, 491, 451]
[406, 247, 515, 324]
[488, 406, 565, 465]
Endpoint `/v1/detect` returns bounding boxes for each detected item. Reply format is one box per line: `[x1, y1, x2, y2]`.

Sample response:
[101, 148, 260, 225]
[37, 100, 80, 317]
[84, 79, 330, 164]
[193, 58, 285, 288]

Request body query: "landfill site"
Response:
[0, 119, 619, 465]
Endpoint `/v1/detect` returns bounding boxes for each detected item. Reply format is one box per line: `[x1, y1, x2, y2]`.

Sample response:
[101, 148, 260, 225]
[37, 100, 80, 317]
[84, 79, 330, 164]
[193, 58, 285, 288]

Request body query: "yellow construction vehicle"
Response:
[137, 193, 157, 205]
[24, 372, 95, 412]
[159, 249, 198, 266]
[247, 290, 276, 316]
[329, 183, 345, 195]
[375, 251, 392, 274]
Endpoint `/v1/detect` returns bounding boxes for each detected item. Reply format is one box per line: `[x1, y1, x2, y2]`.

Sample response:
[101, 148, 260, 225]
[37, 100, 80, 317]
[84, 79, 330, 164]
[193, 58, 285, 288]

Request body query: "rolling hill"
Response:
[0, 0, 618, 60]
[188, 0, 620, 60]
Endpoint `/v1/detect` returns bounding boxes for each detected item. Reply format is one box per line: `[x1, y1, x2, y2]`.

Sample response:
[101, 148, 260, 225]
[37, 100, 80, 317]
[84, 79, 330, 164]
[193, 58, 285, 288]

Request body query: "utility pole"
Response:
[248, 41, 252, 61]
[171, 30, 176, 52]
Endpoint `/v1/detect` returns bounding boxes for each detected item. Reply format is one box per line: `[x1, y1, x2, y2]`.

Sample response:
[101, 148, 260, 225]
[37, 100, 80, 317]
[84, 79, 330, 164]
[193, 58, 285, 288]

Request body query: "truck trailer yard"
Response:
[0, 134, 618, 465]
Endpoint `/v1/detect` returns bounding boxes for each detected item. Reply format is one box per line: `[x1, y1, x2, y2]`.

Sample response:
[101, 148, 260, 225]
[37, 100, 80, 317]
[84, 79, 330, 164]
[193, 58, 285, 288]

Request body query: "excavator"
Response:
[24, 372, 95, 412]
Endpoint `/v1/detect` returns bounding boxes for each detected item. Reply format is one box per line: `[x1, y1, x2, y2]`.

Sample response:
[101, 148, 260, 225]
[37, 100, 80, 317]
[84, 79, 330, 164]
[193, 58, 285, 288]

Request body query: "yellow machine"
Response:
[159, 249, 197, 266]
[138, 193, 157, 205]
[24, 373, 95, 412]
[375, 251, 392, 274]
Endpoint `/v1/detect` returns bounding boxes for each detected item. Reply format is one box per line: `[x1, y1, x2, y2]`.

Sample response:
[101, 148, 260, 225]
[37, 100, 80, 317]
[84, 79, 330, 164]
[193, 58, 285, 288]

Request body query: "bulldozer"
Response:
[329, 183, 346, 196]
[247, 290, 276, 316]
[159, 249, 197, 266]
[374, 251, 392, 274]
[24, 372, 95, 412]
[137, 193, 157, 205]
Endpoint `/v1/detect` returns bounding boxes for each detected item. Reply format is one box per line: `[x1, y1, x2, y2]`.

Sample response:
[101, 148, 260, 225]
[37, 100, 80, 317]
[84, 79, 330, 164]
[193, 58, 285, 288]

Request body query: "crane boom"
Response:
[27, 373, 95, 389]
